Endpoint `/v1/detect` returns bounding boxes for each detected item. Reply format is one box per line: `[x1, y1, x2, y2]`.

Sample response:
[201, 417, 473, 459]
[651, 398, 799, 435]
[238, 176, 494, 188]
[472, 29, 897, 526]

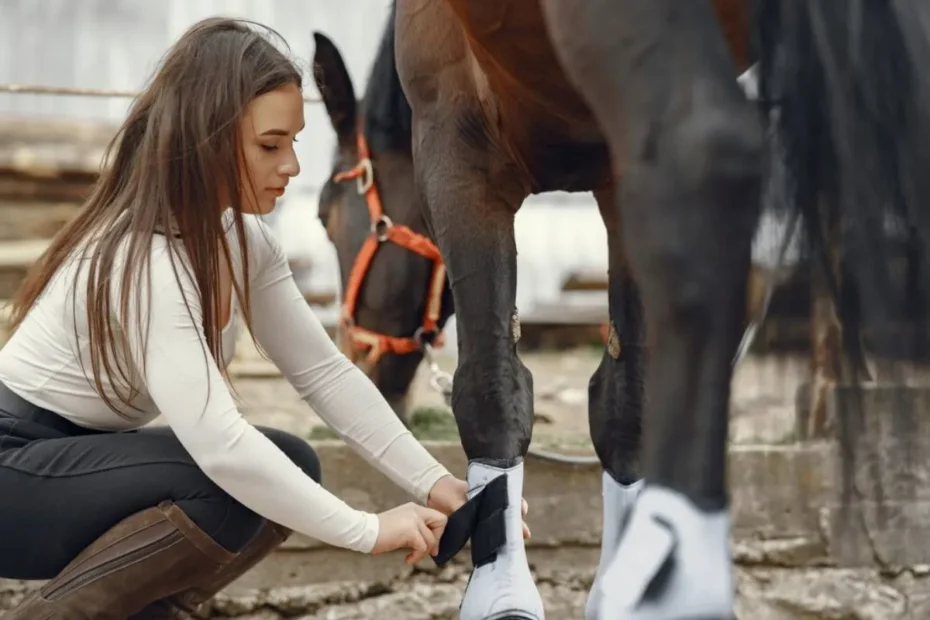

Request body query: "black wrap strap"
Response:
[432, 474, 509, 567]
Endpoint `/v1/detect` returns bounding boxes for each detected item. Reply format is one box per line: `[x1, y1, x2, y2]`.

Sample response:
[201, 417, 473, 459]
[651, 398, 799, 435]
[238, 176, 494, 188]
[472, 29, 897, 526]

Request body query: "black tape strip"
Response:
[471, 474, 509, 566]
[432, 474, 510, 567]
[433, 495, 479, 566]
[470, 506, 507, 567]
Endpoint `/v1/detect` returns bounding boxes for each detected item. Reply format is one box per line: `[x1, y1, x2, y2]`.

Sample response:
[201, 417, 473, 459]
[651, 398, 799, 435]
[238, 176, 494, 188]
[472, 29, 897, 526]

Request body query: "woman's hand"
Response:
[426, 475, 468, 514]
[372, 502, 448, 564]
[427, 475, 531, 540]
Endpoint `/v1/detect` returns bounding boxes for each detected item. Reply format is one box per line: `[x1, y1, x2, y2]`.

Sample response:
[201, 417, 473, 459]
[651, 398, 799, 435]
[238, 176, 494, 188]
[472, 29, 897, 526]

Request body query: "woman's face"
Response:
[238, 82, 305, 215]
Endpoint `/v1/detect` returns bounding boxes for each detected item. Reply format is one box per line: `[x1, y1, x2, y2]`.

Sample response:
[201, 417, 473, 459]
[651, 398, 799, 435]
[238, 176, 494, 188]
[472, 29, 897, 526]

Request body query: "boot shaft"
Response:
[4, 501, 236, 620]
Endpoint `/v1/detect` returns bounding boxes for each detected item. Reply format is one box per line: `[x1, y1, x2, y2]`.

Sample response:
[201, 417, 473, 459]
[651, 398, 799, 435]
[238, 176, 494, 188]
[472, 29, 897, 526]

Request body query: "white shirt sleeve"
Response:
[242, 217, 452, 504]
[114, 239, 380, 553]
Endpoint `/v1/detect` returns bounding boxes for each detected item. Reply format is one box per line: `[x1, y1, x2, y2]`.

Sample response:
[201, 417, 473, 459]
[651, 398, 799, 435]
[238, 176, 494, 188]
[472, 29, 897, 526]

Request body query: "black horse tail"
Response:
[754, 0, 930, 502]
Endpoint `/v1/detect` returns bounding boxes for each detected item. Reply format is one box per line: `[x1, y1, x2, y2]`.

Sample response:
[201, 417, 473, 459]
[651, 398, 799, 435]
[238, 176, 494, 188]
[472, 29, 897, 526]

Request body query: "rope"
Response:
[0, 83, 321, 104]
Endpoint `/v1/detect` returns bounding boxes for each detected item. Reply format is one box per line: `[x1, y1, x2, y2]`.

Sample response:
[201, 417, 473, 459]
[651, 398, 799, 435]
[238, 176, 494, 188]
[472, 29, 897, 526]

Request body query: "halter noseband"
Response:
[332, 131, 447, 365]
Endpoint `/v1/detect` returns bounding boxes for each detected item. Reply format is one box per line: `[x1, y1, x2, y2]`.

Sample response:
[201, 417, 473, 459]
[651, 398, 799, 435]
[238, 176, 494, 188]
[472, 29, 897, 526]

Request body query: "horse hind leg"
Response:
[540, 1, 763, 618]
[584, 186, 646, 620]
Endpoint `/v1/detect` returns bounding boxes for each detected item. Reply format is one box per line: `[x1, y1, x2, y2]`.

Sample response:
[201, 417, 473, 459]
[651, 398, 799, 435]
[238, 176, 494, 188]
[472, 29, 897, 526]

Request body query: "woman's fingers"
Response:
[404, 515, 438, 565]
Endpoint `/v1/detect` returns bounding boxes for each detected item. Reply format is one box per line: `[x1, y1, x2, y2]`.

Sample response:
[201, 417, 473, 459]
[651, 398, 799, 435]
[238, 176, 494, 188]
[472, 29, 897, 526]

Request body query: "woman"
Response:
[0, 17, 471, 619]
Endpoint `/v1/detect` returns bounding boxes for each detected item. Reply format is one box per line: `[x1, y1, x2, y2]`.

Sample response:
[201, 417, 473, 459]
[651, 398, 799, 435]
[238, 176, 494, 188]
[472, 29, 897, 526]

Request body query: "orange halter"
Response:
[332, 132, 447, 366]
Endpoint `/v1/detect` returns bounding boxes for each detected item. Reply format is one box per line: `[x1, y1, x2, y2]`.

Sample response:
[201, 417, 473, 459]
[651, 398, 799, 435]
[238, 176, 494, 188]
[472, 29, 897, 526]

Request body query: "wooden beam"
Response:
[0, 238, 49, 268]
[561, 270, 608, 292]
[0, 118, 117, 177]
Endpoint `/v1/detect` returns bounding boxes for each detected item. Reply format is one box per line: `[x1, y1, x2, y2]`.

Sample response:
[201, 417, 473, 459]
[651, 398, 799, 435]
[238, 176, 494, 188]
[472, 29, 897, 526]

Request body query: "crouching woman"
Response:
[0, 16, 467, 619]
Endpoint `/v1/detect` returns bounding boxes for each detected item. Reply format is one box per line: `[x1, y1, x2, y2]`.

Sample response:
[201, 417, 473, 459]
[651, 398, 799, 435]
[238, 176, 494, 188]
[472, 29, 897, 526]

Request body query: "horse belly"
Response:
[445, 0, 593, 123]
[712, 0, 753, 70]
[444, 0, 612, 190]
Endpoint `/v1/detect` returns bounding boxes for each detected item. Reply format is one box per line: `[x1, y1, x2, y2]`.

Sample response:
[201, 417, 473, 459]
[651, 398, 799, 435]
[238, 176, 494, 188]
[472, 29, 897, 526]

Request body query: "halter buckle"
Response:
[372, 214, 393, 242]
[355, 158, 374, 194]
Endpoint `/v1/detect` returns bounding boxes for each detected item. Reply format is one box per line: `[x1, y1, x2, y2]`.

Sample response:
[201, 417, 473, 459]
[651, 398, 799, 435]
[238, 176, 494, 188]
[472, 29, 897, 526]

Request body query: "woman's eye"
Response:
[261, 144, 278, 152]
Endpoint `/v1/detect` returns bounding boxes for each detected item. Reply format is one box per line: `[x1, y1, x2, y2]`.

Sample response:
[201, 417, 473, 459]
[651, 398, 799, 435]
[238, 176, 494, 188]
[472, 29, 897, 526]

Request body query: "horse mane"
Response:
[362, 1, 412, 155]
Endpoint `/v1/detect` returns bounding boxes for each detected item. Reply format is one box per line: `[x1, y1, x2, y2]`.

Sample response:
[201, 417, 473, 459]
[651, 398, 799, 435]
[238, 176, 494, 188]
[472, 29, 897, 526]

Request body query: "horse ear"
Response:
[312, 32, 358, 143]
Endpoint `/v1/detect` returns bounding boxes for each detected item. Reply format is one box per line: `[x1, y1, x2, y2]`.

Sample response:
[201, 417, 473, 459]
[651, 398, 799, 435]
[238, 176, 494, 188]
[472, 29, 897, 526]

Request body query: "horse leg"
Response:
[540, 1, 762, 618]
[418, 132, 541, 619]
[584, 186, 646, 620]
[404, 110, 541, 619]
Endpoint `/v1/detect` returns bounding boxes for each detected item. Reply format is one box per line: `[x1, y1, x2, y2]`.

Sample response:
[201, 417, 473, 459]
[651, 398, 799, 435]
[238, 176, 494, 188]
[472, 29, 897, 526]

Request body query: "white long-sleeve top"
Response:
[0, 212, 451, 553]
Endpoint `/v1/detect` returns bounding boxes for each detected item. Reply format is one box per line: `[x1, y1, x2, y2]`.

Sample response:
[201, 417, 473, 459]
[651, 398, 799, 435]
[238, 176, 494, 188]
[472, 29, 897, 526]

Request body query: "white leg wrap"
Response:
[596, 484, 733, 620]
[585, 473, 644, 620]
[458, 461, 545, 620]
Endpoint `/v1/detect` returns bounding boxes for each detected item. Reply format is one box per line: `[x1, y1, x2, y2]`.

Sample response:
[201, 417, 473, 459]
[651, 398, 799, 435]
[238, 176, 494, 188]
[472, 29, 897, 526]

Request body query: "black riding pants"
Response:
[0, 380, 322, 581]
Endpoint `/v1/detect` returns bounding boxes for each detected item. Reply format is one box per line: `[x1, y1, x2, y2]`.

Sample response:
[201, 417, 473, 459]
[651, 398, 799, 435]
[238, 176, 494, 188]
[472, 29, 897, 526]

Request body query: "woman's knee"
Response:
[185, 428, 320, 551]
[256, 426, 322, 483]
[175, 490, 263, 552]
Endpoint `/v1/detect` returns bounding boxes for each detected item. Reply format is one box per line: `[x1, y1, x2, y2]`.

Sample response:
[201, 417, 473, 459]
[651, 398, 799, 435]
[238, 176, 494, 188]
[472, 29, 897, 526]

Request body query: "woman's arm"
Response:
[114, 240, 380, 552]
[243, 219, 452, 503]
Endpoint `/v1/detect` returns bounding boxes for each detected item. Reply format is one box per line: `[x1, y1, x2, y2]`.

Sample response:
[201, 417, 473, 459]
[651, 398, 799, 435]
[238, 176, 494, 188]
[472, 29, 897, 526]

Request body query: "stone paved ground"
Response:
[1, 561, 594, 620]
[214, 582, 587, 620]
[7, 558, 926, 619]
[183, 554, 930, 619]
[209, 559, 591, 619]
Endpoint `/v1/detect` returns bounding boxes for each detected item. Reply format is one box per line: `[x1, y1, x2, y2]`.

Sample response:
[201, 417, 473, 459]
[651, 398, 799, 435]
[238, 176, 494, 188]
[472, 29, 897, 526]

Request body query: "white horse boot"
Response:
[596, 484, 733, 620]
[585, 473, 644, 620]
[458, 460, 545, 620]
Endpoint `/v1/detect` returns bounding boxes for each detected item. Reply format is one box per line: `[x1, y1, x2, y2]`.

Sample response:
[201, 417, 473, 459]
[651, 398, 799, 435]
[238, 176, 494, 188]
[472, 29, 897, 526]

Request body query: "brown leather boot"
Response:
[4, 501, 237, 620]
[130, 520, 292, 619]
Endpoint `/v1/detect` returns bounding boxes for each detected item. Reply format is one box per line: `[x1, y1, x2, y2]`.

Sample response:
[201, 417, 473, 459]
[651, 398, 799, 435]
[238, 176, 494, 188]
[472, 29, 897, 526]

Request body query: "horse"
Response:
[310, 23, 455, 425]
[310, 0, 750, 616]
[313, 0, 930, 617]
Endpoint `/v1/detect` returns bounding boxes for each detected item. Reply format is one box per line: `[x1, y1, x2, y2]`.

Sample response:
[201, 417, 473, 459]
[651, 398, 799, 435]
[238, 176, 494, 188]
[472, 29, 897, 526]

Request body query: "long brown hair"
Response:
[8, 17, 303, 417]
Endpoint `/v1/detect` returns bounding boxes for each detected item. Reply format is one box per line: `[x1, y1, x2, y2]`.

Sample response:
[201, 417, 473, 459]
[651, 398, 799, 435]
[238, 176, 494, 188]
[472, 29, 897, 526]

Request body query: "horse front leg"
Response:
[584, 186, 646, 620]
[411, 112, 542, 618]
[541, 1, 763, 618]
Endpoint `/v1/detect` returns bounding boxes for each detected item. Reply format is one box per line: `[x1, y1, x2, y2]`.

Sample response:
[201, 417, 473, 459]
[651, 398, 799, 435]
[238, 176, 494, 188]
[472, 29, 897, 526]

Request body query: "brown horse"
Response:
[315, 0, 930, 617]
[313, 1, 752, 618]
